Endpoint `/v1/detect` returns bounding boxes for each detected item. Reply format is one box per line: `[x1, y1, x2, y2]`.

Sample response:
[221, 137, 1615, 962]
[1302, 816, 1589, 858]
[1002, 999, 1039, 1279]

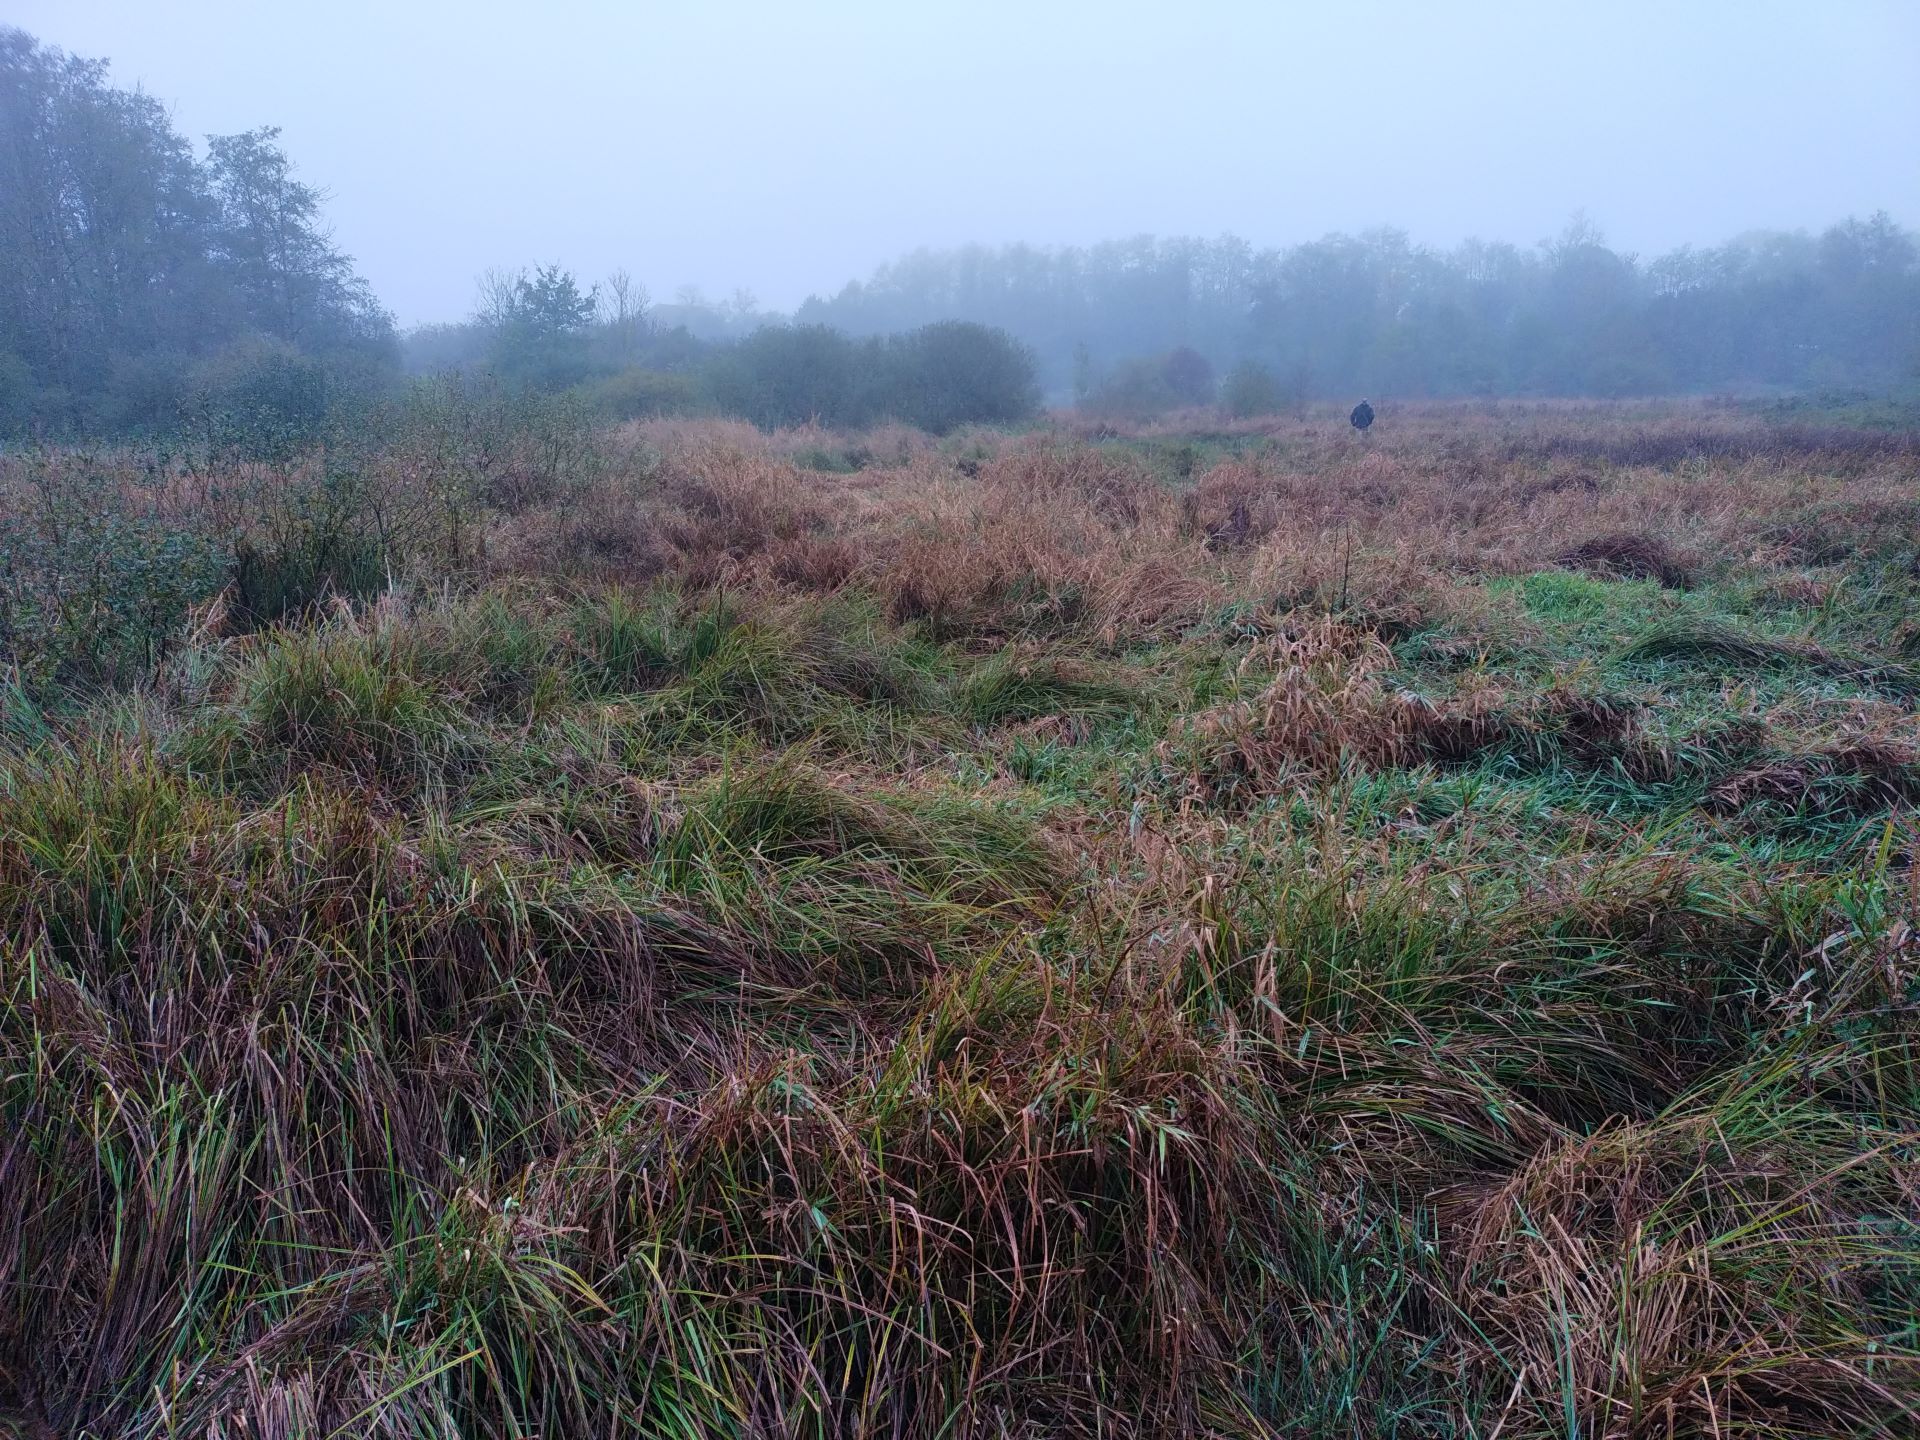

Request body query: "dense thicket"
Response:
[409, 286, 1041, 433]
[796, 219, 1920, 404]
[0, 28, 396, 436]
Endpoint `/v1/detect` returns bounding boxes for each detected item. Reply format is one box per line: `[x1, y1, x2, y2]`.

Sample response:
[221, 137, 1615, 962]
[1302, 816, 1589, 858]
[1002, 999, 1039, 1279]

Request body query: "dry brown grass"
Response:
[469, 404, 1915, 659]
[7, 401, 1920, 1438]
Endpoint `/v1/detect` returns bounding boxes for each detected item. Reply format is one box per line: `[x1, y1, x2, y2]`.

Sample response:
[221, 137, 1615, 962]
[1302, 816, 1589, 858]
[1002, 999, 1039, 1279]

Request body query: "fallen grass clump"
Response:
[1625, 619, 1920, 698]
[5, 403, 1920, 1436]
[1162, 618, 1657, 806]
[1555, 529, 1695, 588]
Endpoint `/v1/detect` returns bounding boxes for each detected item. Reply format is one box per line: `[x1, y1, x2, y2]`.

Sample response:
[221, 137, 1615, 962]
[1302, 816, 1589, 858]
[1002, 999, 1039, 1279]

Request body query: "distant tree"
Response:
[1161, 346, 1215, 407]
[205, 127, 389, 353]
[1220, 359, 1281, 418]
[1071, 342, 1094, 404]
[880, 321, 1039, 432]
[474, 268, 522, 330]
[485, 265, 598, 388]
[705, 324, 861, 427]
[696, 320, 1036, 431]
[1082, 356, 1178, 420]
[584, 366, 704, 421]
[600, 268, 651, 362]
[0, 28, 393, 436]
[0, 29, 218, 415]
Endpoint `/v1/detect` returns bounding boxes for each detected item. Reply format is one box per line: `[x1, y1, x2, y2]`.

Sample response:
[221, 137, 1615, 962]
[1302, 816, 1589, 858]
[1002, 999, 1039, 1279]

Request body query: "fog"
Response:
[14, 0, 1919, 326]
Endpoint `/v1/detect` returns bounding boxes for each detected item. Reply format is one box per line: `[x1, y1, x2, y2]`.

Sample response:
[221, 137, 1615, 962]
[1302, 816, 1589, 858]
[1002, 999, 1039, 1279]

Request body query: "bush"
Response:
[1161, 346, 1215, 407]
[1221, 359, 1283, 418]
[705, 324, 863, 428]
[93, 351, 193, 435]
[226, 462, 391, 625]
[378, 371, 605, 521]
[702, 321, 1039, 432]
[184, 336, 334, 462]
[878, 321, 1040, 433]
[1081, 356, 1178, 419]
[583, 366, 706, 421]
[0, 454, 229, 686]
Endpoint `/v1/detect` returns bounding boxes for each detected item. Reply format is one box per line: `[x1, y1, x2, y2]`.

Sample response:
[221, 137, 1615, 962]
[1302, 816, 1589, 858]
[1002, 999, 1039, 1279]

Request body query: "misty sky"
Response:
[15, 1, 1920, 327]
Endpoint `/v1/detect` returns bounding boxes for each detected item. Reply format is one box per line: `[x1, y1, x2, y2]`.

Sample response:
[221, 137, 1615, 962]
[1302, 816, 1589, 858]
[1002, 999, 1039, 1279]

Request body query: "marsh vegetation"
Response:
[5, 401, 1920, 1435]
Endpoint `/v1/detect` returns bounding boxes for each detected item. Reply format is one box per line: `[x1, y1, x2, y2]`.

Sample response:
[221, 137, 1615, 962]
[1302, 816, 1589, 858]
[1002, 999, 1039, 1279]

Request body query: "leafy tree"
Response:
[1082, 357, 1178, 420]
[0, 28, 394, 438]
[0, 29, 219, 417]
[801, 217, 1920, 402]
[486, 265, 598, 388]
[1221, 359, 1281, 418]
[880, 321, 1038, 432]
[205, 127, 389, 355]
[706, 324, 861, 427]
[1161, 346, 1215, 407]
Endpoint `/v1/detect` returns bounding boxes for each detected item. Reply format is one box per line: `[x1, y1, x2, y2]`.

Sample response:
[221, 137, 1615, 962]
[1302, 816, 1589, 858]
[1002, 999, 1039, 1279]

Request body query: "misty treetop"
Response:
[0, 28, 395, 436]
[418, 278, 1042, 433]
[796, 220, 1920, 405]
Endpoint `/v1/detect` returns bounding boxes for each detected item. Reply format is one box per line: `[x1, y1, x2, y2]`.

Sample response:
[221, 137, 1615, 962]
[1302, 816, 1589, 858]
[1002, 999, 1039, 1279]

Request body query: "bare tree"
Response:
[473, 267, 525, 331]
[601, 267, 651, 360]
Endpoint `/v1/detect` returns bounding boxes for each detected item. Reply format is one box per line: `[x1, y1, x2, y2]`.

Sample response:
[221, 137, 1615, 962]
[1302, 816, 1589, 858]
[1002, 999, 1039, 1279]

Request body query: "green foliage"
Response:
[0, 453, 229, 686]
[1081, 354, 1180, 419]
[485, 264, 600, 389]
[582, 365, 706, 420]
[1161, 345, 1215, 406]
[705, 320, 1039, 430]
[183, 336, 334, 462]
[880, 320, 1041, 432]
[1221, 359, 1283, 418]
[0, 31, 395, 440]
[380, 369, 605, 519]
[225, 461, 391, 625]
[706, 322, 863, 426]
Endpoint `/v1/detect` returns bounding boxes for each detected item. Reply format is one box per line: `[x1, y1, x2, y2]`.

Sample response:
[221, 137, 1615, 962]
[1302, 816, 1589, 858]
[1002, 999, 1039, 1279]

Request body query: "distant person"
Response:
[1350, 399, 1375, 433]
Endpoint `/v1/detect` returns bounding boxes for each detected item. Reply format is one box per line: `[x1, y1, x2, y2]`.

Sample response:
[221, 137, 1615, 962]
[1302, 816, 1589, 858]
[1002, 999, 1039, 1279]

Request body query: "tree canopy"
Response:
[0, 27, 393, 435]
[796, 219, 1920, 403]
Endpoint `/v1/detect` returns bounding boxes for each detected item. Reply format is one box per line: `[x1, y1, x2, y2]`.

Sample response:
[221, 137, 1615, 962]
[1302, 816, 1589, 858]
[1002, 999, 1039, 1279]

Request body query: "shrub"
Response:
[1081, 355, 1179, 419]
[183, 335, 334, 463]
[582, 366, 706, 421]
[0, 452, 229, 686]
[93, 351, 193, 435]
[1221, 359, 1283, 418]
[702, 322, 1039, 433]
[1161, 346, 1215, 407]
[878, 321, 1040, 433]
[705, 323, 864, 428]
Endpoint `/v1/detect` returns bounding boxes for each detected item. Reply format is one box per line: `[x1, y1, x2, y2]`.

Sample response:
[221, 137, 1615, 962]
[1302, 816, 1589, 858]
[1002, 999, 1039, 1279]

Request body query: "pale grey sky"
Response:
[14, 0, 1919, 326]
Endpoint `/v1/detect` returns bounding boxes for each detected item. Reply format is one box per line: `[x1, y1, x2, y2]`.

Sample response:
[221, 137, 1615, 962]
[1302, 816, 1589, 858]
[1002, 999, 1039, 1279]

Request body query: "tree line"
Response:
[407, 267, 1041, 432]
[0, 29, 395, 438]
[796, 218, 1920, 410]
[0, 28, 1039, 443]
[4, 23, 1915, 447]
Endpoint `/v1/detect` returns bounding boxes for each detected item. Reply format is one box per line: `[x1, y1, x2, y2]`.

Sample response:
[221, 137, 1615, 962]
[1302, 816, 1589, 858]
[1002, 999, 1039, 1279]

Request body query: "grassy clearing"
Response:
[3, 401, 1919, 1437]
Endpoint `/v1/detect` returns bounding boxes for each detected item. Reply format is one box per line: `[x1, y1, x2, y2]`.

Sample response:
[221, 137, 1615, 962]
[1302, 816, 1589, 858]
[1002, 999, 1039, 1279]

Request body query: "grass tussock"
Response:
[5, 401, 1920, 1436]
[1556, 529, 1696, 588]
